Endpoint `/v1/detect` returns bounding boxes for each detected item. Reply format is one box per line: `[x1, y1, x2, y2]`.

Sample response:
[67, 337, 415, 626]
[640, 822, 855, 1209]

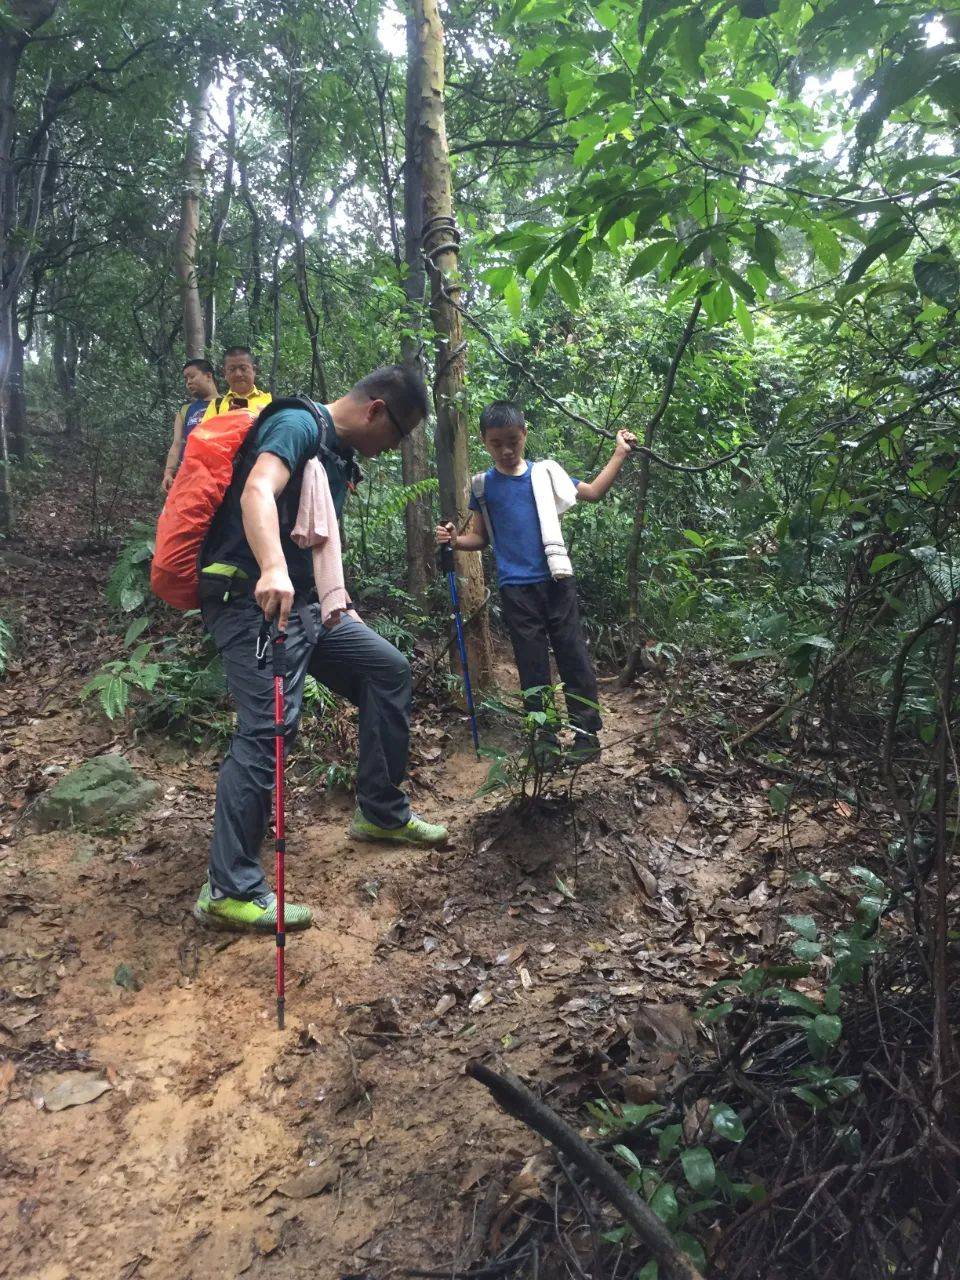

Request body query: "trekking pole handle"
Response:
[438, 543, 455, 575]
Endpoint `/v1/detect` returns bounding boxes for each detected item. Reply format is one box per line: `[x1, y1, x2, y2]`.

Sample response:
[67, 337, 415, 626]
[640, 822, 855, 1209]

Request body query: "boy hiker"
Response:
[161, 358, 219, 493]
[436, 401, 636, 766]
[201, 345, 273, 421]
[194, 365, 447, 935]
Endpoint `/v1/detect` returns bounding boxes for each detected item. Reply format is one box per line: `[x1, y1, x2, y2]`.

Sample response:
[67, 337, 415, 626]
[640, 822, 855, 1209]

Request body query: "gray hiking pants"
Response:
[202, 595, 412, 900]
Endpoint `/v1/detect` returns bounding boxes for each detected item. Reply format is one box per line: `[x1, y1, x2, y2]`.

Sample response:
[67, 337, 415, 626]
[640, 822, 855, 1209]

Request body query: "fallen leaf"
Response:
[277, 1160, 338, 1199]
[433, 993, 456, 1017]
[469, 989, 493, 1013]
[495, 943, 526, 967]
[43, 1072, 112, 1112]
[520, 967, 533, 991]
[254, 1227, 280, 1256]
[623, 1075, 658, 1105]
[682, 1097, 714, 1144]
[0, 1060, 16, 1104]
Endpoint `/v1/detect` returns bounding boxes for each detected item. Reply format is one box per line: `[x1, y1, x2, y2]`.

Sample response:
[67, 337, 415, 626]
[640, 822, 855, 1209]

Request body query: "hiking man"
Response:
[161, 358, 219, 493]
[193, 365, 447, 935]
[436, 400, 636, 766]
[202, 345, 273, 421]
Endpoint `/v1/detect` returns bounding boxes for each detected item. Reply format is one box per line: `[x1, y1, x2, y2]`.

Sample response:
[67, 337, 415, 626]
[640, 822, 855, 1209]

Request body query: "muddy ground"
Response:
[0, 536, 882, 1280]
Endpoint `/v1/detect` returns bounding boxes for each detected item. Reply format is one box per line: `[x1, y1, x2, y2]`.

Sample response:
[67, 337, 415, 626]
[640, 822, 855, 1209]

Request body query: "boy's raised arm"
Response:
[576, 429, 637, 503]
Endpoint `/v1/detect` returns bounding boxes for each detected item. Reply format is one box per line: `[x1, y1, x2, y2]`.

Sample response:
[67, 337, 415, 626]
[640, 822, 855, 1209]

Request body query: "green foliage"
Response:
[105, 524, 155, 616]
[0, 616, 14, 679]
[81, 641, 161, 720]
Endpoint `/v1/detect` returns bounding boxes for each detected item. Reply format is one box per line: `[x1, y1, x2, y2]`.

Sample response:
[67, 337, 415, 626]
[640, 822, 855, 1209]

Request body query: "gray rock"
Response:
[34, 754, 159, 830]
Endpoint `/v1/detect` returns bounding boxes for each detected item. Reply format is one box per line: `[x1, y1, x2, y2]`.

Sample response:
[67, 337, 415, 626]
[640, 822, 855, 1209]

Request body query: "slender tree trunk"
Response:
[400, 7, 433, 600]
[174, 77, 210, 359]
[203, 83, 237, 353]
[52, 315, 79, 437]
[0, 1, 59, 533]
[237, 154, 263, 338]
[5, 324, 26, 459]
[619, 299, 702, 686]
[414, 0, 492, 684]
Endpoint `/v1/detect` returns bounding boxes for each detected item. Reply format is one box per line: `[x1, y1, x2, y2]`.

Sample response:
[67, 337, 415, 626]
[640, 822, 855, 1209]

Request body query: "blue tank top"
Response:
[179, 399, 210, 461]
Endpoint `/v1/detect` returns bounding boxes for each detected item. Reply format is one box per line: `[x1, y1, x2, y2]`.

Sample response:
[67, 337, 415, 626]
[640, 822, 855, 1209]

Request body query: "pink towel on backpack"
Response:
[291, 459, 349, 626]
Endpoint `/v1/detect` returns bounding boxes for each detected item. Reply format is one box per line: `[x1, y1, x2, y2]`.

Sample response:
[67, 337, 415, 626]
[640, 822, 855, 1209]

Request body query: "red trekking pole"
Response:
[259, 619, 287, 1030]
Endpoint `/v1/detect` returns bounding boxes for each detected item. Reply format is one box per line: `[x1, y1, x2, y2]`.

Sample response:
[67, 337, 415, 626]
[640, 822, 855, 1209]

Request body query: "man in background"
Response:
[202, 346, 272, 421]
[161, 358, 219, 493]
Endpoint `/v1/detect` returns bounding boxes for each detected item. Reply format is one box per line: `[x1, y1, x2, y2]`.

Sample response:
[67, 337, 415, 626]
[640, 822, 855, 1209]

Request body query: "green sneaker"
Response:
[348, 809, 449, 847]
[193, 882, 313, 933]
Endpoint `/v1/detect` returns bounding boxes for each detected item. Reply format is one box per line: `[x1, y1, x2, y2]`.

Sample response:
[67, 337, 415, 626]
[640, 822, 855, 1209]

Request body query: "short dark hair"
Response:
[352, 364, 430, 434]
[183, 358, 215, 376]
[479, 400, 526, 436]
[223, 345, 258, 367]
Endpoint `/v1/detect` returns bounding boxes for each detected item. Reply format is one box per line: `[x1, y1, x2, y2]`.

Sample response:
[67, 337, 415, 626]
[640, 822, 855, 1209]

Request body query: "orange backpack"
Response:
[151, 408, 257, 609]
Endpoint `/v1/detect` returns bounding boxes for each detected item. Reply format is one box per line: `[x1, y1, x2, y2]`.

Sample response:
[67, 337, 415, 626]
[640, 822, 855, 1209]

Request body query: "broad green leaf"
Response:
[620, 1102, 663, 1125]
[869, 551, 902, 573]
[813, 1013, 842, 1045]
[625, 239, 671, 282]
[681, 1146, 716, 1192]
[710, 1104, 746, 1142]
[792, 939, 824, 961]
[784, 914, 818, 942]
[551, 262, 580, 309]
[676, 11, 706, 78]
[120, 584, 145, 613]
[753, 224, 781, 278]
[481, 266, 515, 293]
[503, 275, 522, 320]
[735, 297, 754, 342]
[768, 783, 793, 815]
[124, 616, 150, 646]
[913, 246, 960, 306]
[613, 1142, 643, 1172]
[846, 229, 913, 285]
[774, 986, 820, 1014]
[649, 1181, 679, 1225]
[809, 222, 842, 274]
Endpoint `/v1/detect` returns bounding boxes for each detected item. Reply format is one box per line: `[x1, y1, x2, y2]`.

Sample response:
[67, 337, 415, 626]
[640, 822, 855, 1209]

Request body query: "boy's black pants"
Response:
[499, 577, 602, 735]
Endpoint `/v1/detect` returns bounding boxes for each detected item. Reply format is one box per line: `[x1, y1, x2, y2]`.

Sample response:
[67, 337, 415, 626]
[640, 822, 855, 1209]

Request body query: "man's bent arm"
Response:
[241, 453, 295, 627]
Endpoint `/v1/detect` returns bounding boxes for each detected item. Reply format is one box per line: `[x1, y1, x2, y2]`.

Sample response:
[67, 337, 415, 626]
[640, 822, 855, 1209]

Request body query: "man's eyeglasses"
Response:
[375, 397, 409, 442]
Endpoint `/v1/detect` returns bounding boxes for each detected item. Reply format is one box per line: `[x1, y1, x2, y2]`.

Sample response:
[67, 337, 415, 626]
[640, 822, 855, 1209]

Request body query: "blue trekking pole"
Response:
[439, 541, 480, 754]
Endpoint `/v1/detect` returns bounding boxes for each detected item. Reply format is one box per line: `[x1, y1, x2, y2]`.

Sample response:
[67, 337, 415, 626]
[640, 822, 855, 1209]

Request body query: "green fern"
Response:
[106, 522, 155, 614]
[368, 477, 438, 534]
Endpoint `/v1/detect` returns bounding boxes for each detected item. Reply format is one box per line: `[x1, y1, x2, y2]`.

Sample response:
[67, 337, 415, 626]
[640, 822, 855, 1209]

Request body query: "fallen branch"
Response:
[466, 1061, 704, 1280]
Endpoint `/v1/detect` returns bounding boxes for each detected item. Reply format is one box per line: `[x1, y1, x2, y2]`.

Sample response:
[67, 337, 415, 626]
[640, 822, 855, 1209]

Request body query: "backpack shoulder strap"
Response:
[471, 471, 495, 550]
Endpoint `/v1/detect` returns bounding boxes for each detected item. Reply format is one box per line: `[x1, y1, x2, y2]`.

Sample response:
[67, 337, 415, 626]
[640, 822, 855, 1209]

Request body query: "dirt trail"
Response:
[0, 542, 872, 1280]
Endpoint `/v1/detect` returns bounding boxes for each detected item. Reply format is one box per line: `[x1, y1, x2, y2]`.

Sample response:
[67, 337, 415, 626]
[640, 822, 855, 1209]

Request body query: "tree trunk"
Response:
[400, 7, 434, 600]
[203, 83, 237, 353]
[0, 0, 60, 533]
[174, 77, 210, 359]
[237, 154, 263, 338]
[52, 315, 79, 438]
[414, 0, 492, 683]
[619, 299, 702, 686]
[5, 323, 27, 459]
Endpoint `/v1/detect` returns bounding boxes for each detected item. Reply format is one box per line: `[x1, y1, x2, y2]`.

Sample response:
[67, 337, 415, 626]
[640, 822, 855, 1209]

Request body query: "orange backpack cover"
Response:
[151, 408, 256, 609]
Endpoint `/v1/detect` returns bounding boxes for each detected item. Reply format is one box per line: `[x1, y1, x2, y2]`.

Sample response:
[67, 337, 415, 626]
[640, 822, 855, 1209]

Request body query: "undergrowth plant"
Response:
[478, 682, 600, 804]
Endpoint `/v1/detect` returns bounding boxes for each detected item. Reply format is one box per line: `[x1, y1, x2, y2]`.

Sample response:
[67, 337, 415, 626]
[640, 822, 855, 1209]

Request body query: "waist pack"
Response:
[151, 408, 257, 609]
